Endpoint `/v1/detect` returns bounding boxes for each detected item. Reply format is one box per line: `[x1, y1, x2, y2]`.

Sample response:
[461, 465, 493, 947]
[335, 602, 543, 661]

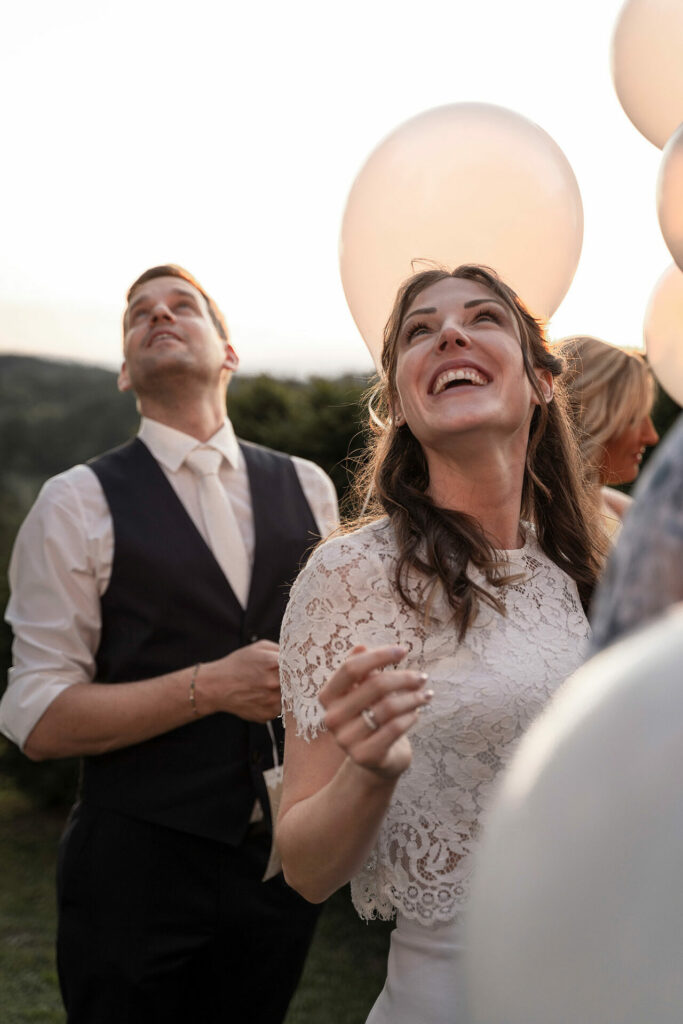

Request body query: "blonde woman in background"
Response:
[553, 335, 659, 537]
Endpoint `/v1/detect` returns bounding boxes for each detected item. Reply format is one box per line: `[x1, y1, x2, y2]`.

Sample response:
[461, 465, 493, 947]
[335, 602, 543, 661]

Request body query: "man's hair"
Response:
[124, 264, 229, 341]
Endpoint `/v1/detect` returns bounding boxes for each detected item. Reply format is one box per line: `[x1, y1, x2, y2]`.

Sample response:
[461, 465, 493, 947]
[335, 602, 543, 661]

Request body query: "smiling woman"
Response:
[275, 265, 607, 1024]
[552, 334, 660, 535]
[391, 276, 554, 528]
[368, 265, 604, 635]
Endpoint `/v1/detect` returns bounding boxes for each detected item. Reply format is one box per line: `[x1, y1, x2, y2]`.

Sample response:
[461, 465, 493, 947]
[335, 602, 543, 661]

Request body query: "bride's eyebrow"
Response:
[402, 306, 437, 324]
[463, 298, 507, 311]
[403, 305, 436, 317]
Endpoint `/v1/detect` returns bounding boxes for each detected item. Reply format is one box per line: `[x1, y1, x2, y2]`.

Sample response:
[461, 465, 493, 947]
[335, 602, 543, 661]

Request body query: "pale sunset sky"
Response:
[0, 0, 674, 378]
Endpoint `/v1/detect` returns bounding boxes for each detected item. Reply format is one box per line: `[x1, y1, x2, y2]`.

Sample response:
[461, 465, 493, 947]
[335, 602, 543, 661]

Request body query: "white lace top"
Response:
[279, 518, 590, 925]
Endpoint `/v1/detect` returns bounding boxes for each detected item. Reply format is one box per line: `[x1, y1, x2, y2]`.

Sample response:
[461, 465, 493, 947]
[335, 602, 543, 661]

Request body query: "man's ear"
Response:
[223, 342, 239, 373]
[117, 361, 131, 393]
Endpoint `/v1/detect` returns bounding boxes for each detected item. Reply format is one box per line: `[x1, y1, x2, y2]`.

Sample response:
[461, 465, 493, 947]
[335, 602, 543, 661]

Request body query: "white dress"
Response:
[279, 519, 590, 1022]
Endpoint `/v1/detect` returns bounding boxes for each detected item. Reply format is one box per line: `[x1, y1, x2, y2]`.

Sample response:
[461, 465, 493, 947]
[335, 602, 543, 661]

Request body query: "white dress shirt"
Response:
[0, 417, 339, 749]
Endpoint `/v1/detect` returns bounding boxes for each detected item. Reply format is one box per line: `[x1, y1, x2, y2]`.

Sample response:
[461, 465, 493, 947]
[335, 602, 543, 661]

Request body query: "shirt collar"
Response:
[138, 417, 242, 472]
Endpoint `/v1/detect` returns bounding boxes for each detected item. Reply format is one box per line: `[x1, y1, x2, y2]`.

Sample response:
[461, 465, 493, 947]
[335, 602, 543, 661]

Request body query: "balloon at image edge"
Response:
[464, 605, 683, 1024]
[657, 123, 683, 270]
[644, 262, 683, 406]
[611, 0, 683, 150]
[338, 103, 584, 369]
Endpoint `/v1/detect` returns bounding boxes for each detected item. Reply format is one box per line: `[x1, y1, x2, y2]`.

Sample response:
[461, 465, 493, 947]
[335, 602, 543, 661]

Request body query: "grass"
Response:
[286, 886, 392, 1024]
[0, 785, 63, 1023]
[0, 780, 391, 1023]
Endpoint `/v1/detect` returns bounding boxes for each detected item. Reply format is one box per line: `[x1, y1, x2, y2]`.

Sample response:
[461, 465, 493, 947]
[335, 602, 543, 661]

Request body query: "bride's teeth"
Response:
[432, 368, 488, 394]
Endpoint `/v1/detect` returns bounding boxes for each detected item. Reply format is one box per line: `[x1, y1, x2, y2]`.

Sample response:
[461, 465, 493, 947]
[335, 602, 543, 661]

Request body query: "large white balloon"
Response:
[657, 124, 683, 269]
[611, 0, 683, 149]
[465, 605, 683, 1024]
[643, 263, 683, 405]
[339, 103, 583, 367]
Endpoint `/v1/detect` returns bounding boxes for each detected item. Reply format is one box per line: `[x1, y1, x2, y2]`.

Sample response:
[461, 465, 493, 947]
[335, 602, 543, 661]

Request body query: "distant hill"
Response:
[0, 353, 370, 502]
[0, 352, 372, 581]
[0, 355, 139, 494]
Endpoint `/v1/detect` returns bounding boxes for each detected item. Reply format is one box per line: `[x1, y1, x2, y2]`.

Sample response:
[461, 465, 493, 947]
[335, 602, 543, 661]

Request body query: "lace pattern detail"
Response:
[279, 519, 589, 924]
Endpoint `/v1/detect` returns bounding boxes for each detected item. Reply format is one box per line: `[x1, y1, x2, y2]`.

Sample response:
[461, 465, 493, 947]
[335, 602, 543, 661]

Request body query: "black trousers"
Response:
[56, 803, 321, 1024]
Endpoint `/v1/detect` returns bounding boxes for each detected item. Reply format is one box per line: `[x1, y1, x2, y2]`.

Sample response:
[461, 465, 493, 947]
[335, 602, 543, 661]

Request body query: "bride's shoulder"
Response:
[306, 517, 396, 572]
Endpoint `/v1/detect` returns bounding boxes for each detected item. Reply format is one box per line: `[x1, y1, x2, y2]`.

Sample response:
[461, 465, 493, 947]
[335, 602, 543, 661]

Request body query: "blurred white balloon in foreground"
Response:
[644, 263, 683, 405]
[465, 605, 683, 1024]
[611, 0, 683, 149]
[339, 103, 583, 368]
[657, 124, 683, 269]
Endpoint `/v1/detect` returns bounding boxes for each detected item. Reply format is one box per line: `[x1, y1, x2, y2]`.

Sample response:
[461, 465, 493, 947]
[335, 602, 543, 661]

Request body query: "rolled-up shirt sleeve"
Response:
[0, 467, 110, 749]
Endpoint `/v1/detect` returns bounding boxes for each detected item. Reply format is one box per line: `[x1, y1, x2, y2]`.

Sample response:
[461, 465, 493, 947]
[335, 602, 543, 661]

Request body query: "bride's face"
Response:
[393, 277, 551, 453]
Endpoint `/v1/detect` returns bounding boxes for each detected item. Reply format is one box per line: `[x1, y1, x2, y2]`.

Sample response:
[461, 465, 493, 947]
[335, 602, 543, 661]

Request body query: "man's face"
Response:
[118, 276, 238, 395]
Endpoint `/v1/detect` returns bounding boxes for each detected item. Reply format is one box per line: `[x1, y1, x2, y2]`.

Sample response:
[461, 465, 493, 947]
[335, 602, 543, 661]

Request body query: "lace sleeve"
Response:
[279, 525, 401, 740]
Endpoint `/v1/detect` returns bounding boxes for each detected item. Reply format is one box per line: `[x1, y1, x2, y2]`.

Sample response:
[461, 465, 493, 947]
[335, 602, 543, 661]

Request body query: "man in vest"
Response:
[0, 265, 339, 1023]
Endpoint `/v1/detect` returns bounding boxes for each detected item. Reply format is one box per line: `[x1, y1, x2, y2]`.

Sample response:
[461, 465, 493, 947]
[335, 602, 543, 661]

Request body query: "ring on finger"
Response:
[361, 707, 380, 731]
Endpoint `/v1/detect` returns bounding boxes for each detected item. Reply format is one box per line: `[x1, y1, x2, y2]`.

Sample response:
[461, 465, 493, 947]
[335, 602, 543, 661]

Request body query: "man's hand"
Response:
[197, 641, 281, 722]
[22, 641, 282, 759]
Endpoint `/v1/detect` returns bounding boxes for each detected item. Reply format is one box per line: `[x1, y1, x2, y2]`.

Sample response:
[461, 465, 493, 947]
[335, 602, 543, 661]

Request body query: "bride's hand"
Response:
[319, 644, 432, 780]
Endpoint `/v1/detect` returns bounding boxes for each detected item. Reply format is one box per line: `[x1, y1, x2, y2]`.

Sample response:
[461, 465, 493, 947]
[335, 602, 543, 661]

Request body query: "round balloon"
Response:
[657, 123, 683, 269]
[644, 263, 683, 405]
[465, 605, 683, 1024]
[612, 0, 683, 149]
[339, 103, 583, 367]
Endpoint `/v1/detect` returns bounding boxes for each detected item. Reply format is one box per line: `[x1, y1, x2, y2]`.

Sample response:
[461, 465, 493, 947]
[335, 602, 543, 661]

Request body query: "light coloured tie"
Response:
[184, 447, 250, 607]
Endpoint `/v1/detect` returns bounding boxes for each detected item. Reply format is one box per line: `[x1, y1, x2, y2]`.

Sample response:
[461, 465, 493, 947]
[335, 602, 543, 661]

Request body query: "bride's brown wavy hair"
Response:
[350, 264, 607, 638]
